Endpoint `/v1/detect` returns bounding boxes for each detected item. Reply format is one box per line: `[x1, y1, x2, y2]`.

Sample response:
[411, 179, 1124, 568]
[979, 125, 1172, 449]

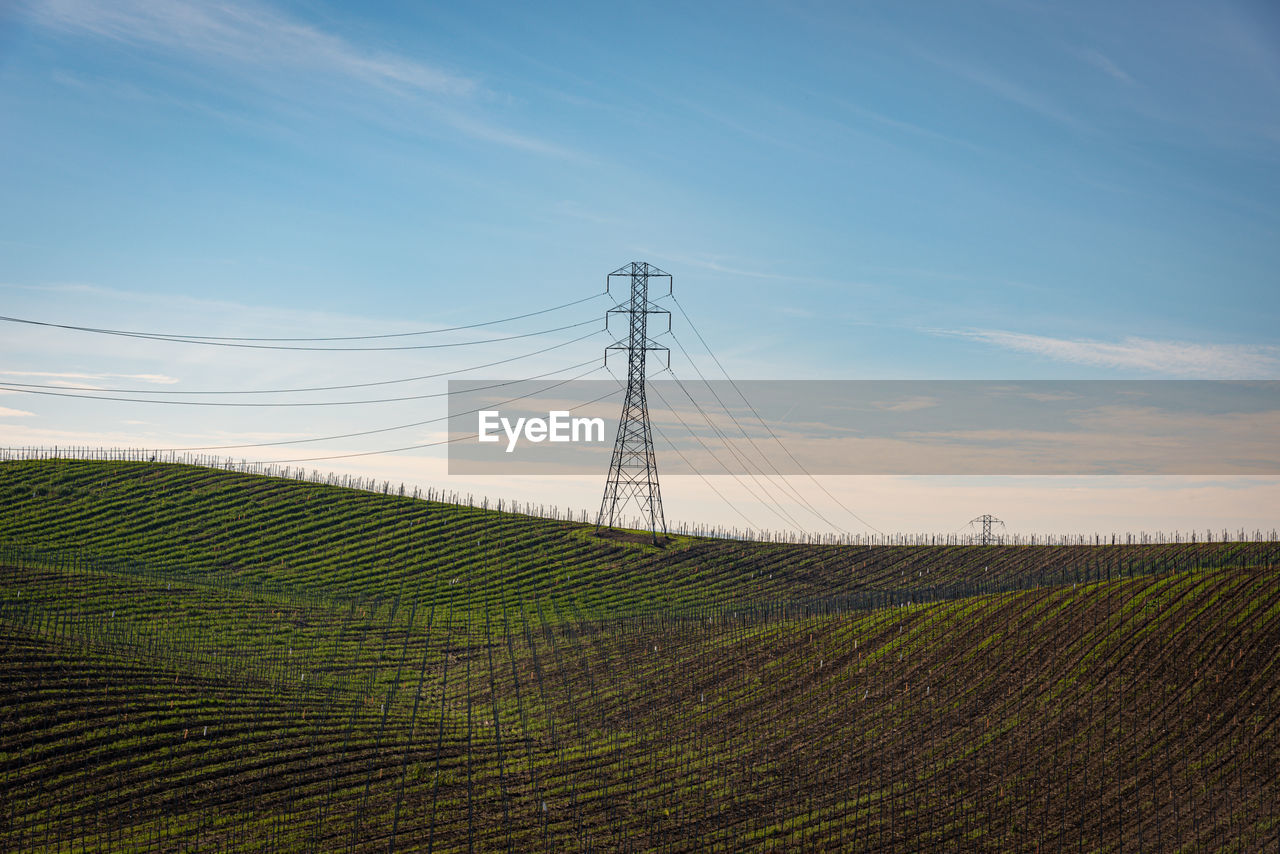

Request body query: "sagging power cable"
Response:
[254, 374, 627, 465]
[642, 369, 807, 533]
[650, 419, 761, 533]
[0, 292, 604, 344]
[0, 328, 603, 395]
[0, 314, 600, 352]
[665, 352, 850, 535]
[670, 294, 884, 535]
[158, 362, 608, 452]
[0, 349, 607, 408]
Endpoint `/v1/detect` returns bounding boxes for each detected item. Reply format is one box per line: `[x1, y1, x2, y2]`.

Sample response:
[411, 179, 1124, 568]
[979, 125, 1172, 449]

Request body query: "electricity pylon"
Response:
[597, 261, 671, 543]
[970, 514, 1005, 546]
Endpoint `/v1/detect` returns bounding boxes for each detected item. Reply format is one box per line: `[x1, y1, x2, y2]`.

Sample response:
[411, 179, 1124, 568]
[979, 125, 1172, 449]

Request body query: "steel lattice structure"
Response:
[970, 514, 1006, 546]
[597, 261, 672, 542]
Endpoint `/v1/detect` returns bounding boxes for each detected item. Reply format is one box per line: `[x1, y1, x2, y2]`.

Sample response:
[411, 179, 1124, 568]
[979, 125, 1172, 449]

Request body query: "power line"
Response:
[0, 292, 604, 343]
[663, 322, 848, 532]
[0, 328, 604, 395]
[665, 356, 849, 535]
[650, 420, 761, 532]
[655, 372, 809, 533]
[155, 362, 609, 452]
[0, 314, 600, 352]
[0, 351, 607, 408]
[254, 376, 627, 465]
[169, 336, 673, 452]
[670, 295, 884, 535]
[645, 372, 807, 534]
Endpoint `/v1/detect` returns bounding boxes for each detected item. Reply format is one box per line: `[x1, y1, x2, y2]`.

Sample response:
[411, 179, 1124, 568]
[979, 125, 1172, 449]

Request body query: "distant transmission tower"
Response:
[597, 261, 672, 543]
[970, 514, 1006, 546]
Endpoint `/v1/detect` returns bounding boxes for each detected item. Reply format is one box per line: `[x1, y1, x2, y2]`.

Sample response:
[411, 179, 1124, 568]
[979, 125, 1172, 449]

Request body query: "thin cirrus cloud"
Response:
[29, 0, 477, 97]
[869, 396, 939, 413]
[898, 39, 1090, 134]
[947, 329, 1280, 378]
[26, 0, 583, 158]
[0, 370, 179, 384]
[1075, 48, 1135, 86]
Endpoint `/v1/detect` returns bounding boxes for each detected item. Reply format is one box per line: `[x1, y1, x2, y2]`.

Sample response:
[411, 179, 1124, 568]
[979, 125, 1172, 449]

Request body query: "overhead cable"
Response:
[650, 420, 761, 533]
[666, 341, 850, 535]
[157, 362, 608, 452]
[0, 352, 605, 407]
[0, 291, 604, 343]
[644, 371, 807, 533]
[254, 375, 628, 465]
[0, 314, 600, 352]
[0, 328, 603, 395]
[671, 295, 884, 535]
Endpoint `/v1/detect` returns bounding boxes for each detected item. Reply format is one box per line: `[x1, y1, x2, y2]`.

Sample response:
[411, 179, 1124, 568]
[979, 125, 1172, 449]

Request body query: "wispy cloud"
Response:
[659, 253, 797, 281]
[951, 62, 1088, 132]
[902, 42, 1090, 133]
[27, 0, 584, 158]
[0, 370, 179, 384]
[831, 97, 989, 154]
[30, 0, 476, 96]
[944, 329, 1280, 378]
[652, 251, 869, 290]
[0, 407, 37, 417]
[1076, 47, 1135, 86]
[870, 396, 939, 413]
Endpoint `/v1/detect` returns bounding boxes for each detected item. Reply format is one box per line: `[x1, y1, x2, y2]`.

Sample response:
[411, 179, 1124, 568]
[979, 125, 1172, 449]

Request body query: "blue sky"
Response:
[1, 0, 1278, 534]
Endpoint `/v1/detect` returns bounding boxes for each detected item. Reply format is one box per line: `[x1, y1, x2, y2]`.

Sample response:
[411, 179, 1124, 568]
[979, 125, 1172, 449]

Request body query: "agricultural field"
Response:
[2, 459, 1278, 851]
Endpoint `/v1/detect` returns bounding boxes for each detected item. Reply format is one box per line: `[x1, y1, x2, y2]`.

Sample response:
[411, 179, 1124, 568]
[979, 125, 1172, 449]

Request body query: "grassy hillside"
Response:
[1, 459, 1274, 612]
[2, 460, 1278, 851]
[4, 558, 1278, 851]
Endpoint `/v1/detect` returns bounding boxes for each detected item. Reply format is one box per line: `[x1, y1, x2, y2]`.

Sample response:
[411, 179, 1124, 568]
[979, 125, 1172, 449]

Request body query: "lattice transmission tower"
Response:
[597, 262, 672, 542]
[970, 514, 1006, 546]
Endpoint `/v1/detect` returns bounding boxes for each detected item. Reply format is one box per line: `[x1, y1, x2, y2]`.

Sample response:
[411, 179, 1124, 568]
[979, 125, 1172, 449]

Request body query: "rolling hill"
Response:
[2, 458, 1278, 851]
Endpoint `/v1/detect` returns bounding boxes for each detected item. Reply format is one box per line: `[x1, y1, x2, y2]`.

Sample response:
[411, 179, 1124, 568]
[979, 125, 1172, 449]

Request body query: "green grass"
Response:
[2, 458, 1274, 614]
[2, 459, 1279, 851]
